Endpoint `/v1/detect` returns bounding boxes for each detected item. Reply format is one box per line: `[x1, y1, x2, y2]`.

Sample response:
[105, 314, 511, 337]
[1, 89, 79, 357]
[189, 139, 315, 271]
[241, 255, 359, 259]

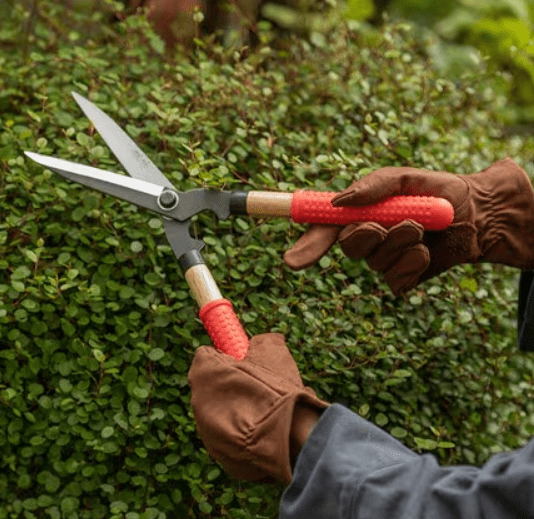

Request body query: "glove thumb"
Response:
[332, 168, 406, 207]
[284, 224, 341, 270]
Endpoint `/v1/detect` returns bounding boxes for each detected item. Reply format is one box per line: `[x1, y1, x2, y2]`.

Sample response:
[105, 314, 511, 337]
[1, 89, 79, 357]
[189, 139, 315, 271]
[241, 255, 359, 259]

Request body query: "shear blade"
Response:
[25, 151, 166, 215]
[71, 92, 174, 189]
[69, 94, 234, 222]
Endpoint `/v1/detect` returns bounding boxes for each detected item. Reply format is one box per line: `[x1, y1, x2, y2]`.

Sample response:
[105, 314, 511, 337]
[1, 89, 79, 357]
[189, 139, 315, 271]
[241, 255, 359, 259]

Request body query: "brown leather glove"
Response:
[285, 158, 534, 295]
[188, 333, 327, 485]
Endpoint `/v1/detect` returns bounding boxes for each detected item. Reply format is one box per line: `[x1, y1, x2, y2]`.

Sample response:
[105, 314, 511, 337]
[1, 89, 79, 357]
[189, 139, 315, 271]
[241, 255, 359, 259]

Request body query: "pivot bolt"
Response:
[158, 190, 179, 211]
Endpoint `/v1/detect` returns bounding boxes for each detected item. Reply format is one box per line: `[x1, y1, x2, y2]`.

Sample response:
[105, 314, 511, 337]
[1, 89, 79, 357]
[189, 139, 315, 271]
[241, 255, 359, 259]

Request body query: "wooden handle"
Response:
[185, 264, 249, 361]
[185, 264, 223, 308]
[245, 191, 293, 217]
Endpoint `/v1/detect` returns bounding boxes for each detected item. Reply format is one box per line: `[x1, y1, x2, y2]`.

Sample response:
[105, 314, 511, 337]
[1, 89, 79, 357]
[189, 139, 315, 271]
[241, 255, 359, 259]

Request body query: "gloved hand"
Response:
[285, 158, 534, 295]
[188, 333, 327, 485]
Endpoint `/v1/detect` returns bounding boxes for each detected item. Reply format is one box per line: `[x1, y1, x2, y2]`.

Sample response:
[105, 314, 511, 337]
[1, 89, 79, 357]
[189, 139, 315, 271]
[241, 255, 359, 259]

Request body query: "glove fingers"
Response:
[367, 220, 424, 272]
[189, 336, 305, 396]
[338, 220, 429, 295]
[284, 224, 341, 270]
[338, 222, 388, 259]
[384, 244, 430, 295]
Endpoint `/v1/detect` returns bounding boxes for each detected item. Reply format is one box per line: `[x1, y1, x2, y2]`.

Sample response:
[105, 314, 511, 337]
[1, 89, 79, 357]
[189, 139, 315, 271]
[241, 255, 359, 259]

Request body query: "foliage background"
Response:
[3, 1, 534, 518]
[354, 0, 534, 124]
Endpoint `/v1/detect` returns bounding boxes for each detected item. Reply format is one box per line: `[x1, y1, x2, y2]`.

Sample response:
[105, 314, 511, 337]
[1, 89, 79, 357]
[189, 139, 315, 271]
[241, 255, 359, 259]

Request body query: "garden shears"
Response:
[25, 93, 454, 361]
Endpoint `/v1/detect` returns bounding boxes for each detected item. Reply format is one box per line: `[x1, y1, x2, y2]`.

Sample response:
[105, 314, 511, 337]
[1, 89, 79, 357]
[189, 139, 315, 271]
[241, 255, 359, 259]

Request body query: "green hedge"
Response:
[2, 3, 534, 518]
[381, 0, 534, 124]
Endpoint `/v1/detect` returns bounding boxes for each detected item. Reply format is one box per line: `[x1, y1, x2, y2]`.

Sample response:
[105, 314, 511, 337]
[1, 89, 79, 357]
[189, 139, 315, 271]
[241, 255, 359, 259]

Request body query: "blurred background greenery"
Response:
[270, 0, 534, 125]
[378, 0, 534, 126]
[13, 0, 534, 125]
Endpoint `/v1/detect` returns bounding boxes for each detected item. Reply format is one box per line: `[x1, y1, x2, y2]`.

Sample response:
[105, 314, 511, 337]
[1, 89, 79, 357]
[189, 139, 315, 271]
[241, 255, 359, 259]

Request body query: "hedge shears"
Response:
[26, 93, 454, 361]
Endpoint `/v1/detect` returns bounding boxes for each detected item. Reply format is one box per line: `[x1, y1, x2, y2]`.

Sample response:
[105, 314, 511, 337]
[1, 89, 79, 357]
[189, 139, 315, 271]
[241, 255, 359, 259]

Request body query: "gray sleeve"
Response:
[518, 271, 534, 351]
[280, 404, 534, 519]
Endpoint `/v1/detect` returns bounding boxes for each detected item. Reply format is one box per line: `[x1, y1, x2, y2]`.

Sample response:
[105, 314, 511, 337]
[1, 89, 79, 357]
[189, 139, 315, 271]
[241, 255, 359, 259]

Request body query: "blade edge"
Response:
[72, 92, 174, 188]
[25, 151, 165, 214]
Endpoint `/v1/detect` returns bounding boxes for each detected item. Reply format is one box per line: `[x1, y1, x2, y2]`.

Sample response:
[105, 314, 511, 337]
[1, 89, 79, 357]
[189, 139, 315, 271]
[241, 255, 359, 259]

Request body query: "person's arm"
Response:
[518, 271, 534, 351]
[281, 404, 534, 519]
[289, 403, 323, 465]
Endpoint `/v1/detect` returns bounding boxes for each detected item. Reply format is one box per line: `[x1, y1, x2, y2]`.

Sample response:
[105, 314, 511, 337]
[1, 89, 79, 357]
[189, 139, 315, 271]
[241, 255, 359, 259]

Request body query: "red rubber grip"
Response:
[291, 191, 454, 231]
[199, 299, 249, 361]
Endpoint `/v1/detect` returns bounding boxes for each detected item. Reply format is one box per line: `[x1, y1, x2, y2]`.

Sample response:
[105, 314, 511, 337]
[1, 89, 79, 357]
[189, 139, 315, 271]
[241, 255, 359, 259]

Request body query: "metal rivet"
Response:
[158, 190, 179, 211]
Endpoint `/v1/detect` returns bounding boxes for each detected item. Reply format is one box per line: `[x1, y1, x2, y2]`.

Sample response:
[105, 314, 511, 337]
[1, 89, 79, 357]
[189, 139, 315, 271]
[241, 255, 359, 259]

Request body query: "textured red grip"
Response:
[291, 191, 454, 231]
[199, 299, 249, 361]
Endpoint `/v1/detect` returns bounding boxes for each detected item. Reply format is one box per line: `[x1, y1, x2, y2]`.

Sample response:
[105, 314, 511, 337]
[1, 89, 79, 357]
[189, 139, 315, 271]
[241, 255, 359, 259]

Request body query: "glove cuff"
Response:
[467, 158, 534, 269]
[248, 391, 328, 485]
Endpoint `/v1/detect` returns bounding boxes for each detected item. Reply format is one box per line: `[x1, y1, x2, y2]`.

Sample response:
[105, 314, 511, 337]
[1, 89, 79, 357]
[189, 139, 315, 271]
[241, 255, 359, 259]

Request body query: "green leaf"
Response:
[144, 272, 161, 286]
[30, 435, 45, 446]
[113, 412, 129, 430]
[414, 437, 438, 450]
[392, 369, 411, 378]
[375, 413, 388, 426]
[25, 250, 39, 263]
[130, 241, 143, 253]
[93, 349, 106, 363]
[319, 256, 331, 268]
[76, 132, 89, 146]
[110, 500, 128, 514]
[207, 467, 220, 481]
[409, 295, 422, 305]
[61, 497, 80, 514]
[101, 426, 114, 439]
[148, 348, 165, 361]
[45, 475, 60, 494]
[57, 252, 71, 265]
[2, 388, 16, 400]
[343, 0, 375, 20]
[27, 109, 41, 123]
[135, 447, 148, 458]
[150, 408, 165, 421]
[133, 387, 150, 399]
[119, 286, 136, 299]
[12, 266, 31, 280]
[58, 379, 72, 393]
[235, 218, 249, 230]
[199, 501, 213, 514]
[37, 495, 54, 507]
[128, 400, 141, 416]
[31, 320, 48, 336]
[11, 280, 25, 292]
[460, 277, 478, 293]
[390, 427, 408, 439]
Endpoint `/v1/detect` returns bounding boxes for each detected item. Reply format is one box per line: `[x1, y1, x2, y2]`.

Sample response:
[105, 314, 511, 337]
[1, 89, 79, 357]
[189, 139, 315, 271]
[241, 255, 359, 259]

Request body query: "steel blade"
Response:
[70, 94, 205, 259]
[72, 92, 174, 189]
[25, 152, 167, 215]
